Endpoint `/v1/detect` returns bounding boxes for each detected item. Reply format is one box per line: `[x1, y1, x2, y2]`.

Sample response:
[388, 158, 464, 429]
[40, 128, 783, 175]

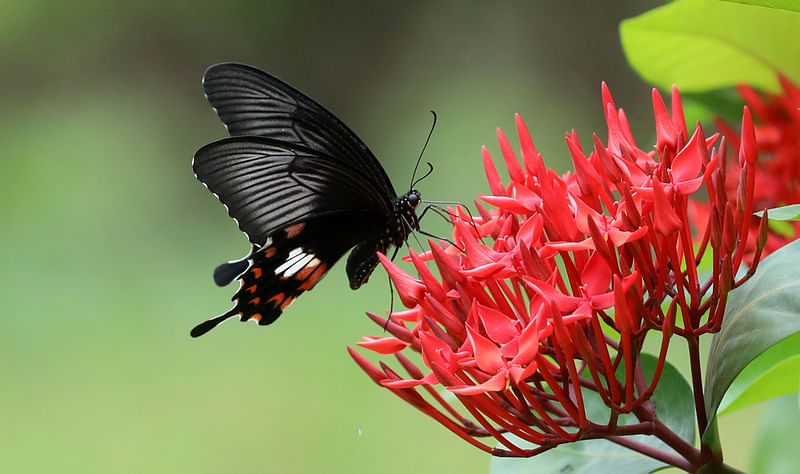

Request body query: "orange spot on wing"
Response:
[284, 222, 306, 238]
[252, 267, 263, 278]
[250, 313, 262, 322]
[264, 247, 277, 258]
[295, 261, 320, 280]
[267, 293, 286, 307]
[250, 297, 261, 305]
[246, 285, 258, 294]
[280, 297, 296, 311]
[298, 264, 328, 290]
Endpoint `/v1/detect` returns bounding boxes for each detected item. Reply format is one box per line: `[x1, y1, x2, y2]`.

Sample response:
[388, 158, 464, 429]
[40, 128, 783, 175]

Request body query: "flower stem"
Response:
[650, 415, 703, 466]
[687, 334, 718, 462]
[608, 436, 692, 472]
[697, 461, 748, 474]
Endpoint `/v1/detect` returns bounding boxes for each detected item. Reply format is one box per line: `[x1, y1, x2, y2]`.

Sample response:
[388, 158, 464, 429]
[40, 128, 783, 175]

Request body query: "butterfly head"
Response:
[406, 189, 421, 209]
[392, 189, 422, 241]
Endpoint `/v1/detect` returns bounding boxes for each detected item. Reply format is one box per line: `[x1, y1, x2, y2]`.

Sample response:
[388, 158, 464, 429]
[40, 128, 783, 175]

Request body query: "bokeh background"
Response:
[0, 1, 762, 473]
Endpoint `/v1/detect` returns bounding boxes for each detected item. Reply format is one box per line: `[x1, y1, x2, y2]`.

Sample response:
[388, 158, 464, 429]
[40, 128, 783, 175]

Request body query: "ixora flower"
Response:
[690, 76, 800, 264]
[349, 84, 765, 462]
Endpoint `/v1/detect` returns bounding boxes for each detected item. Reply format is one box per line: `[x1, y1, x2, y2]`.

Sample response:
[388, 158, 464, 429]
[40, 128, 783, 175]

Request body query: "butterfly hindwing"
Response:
[190, 211, 389, 337]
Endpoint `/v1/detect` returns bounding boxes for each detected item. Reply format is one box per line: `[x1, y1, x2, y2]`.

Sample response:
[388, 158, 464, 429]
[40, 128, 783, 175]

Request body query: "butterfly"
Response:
[190, 63, 424, 337]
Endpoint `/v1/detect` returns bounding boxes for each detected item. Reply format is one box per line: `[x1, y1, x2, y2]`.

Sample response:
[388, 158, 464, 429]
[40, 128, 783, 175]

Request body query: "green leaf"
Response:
[681, 88, 746, 126]
[620, 0, 800, 93]
[750, 394, 800, 473]
[723, 0, 800, 13]
[491, 354, 694, 474]
[718, 332, 800, 415]
[703, 239, 800, 438]
[754, 203, 800, 220]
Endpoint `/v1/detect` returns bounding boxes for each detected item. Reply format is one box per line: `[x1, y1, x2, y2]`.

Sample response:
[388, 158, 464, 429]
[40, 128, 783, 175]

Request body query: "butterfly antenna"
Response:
[412, 162, 434, 189]
[409, 111, 438, 190]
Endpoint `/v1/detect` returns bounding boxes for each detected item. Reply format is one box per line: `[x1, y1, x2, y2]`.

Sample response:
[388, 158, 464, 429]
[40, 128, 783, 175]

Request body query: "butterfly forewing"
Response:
[193, 136, 391, 245]
[202, 63, 397, 200]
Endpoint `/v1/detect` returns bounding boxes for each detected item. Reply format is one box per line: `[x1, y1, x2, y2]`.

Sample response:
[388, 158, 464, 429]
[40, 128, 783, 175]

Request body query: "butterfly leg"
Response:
[402, 212, 464, 252]
[416, 203, 453, 224]
[382, 244, 406, 330]
[401, 215, 425, 249]
[419, 201, 483, 238]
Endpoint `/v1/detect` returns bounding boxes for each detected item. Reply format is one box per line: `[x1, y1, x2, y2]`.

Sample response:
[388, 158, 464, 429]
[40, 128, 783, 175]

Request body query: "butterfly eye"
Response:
[407, 190, 421, 208]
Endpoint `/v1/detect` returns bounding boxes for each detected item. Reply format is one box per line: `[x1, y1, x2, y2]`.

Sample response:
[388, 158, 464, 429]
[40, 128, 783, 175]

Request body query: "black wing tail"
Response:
[190, 309, 238, 337]
[213, 255, 251, 286]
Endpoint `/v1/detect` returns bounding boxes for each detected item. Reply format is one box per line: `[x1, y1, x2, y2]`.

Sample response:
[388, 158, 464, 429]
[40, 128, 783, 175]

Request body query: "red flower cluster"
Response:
[691, 76, 800, 263]
[349, 85, 762, 456]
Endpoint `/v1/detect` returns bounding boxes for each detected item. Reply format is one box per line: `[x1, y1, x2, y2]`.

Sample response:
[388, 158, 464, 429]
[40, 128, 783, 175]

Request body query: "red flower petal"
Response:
[670, 127, 707, 194]
[420, 331, 456, 370]
[671, 85, 688, 140]
[652, 88, 678, 153]
[475, 303, 519, 344]
[607, 226, 648, 246]
[497, 127, 525, 184]
[409, 247, 445, 301]
[511, 315, 544, 366]
[357, 336, 409, 354]
[509, 362, 538, 385]
[479, 195, 534, 214]
[521, 276, 582, 313]
[378, 252, 426, 307]
[465, 324, 505, 373]
[651, 180, 682, 236]
[739, 106, 756, 167]
[448, 370, 508, 395]
[581, 252, 611, 297]
[482, 146, 506, 195]
[381, 372, 439, 388]
[515, 114, 541, 175]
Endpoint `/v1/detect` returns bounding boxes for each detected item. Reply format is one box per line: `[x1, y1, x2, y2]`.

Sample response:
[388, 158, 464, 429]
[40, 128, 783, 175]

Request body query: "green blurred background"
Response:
[0, 1, 762, 473]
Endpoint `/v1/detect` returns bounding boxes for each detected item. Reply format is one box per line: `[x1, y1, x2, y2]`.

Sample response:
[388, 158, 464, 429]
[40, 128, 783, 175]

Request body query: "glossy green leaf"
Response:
[704, 239, 800, 437]
[491, 354, 694, 474]
[750, 394, 800, 473]
[681, 88, 746, 126]
[718, 332, 800, 415]
[723, 0, 800, 12]
[754, 204, 800, 221]
[620, 0, 800, 93]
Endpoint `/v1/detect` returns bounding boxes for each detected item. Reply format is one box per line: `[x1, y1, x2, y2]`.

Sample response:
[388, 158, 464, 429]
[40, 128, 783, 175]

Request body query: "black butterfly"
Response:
[191, 63, 423, 337]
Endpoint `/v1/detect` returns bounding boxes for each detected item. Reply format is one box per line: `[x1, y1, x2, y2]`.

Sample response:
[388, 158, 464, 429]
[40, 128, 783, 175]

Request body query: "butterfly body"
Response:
[191, 63, 421, 337]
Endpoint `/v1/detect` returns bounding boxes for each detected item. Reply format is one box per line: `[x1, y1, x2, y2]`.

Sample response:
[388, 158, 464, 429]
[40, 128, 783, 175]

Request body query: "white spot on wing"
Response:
[283, 253, 315, 277]
[275, 247, 308, 275]
[288, 248, 303, 259]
